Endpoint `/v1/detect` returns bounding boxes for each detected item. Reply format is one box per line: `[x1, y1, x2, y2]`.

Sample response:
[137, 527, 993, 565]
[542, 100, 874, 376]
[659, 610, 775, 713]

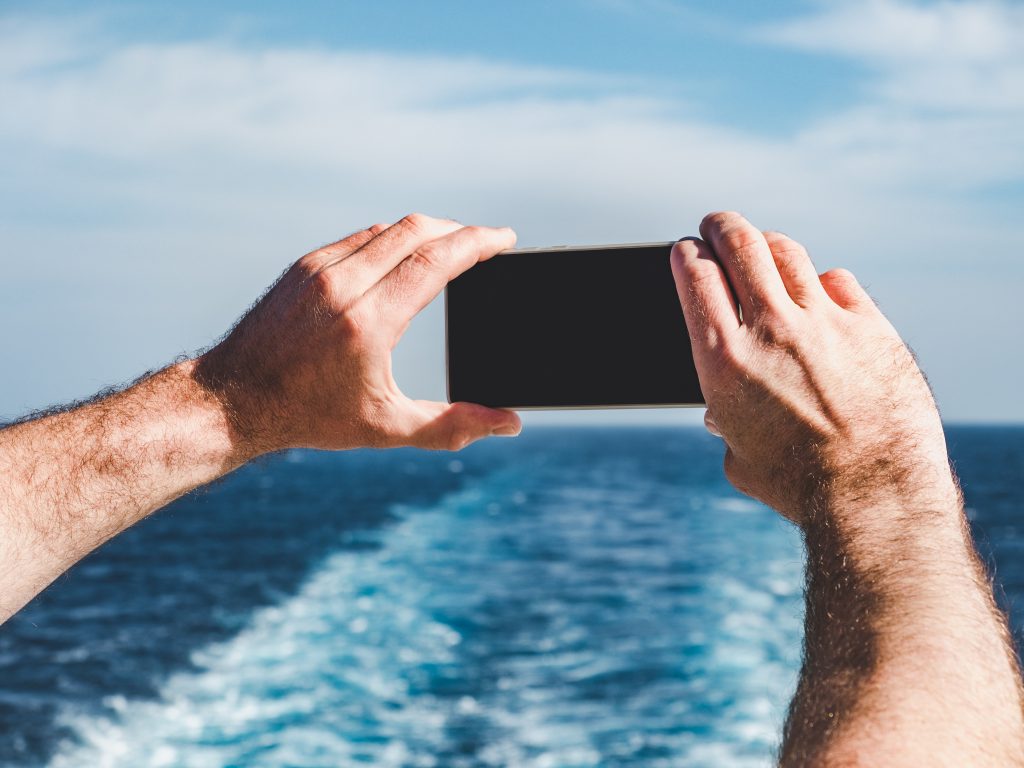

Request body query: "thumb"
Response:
[403, 400, 522, 451]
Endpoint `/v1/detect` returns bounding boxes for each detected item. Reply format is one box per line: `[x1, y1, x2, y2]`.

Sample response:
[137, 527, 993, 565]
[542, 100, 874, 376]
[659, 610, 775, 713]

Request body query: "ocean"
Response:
[1, 426, 1022, 767]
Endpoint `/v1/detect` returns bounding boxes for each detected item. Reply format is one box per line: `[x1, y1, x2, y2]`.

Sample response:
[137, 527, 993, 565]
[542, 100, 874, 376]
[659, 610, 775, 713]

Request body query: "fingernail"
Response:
[492, 424, 520, 437]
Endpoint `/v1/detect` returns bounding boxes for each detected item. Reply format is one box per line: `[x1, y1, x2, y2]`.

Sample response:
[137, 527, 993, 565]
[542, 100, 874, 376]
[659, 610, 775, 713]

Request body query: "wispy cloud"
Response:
[765, 0, 1024, 67]
[762, 0, 1024, 141]
[759, 0, 1024, 192]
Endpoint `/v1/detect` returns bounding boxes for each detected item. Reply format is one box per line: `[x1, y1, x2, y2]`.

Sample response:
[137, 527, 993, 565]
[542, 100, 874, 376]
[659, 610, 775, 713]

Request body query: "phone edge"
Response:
[496, 240, 677, 256]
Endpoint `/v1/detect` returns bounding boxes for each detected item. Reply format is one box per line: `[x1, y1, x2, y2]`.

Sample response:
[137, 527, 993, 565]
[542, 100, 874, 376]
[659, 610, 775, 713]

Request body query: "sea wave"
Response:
[48, 455, 803, 767]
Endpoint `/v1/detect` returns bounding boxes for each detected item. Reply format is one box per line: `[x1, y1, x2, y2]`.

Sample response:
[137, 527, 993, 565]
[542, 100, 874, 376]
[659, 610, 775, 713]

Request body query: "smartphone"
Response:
[445, 242, 704, 409]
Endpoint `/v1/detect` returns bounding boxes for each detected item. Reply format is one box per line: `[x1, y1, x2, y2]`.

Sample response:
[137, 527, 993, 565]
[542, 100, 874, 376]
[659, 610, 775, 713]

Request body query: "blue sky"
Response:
[1, 0, 1022, 423]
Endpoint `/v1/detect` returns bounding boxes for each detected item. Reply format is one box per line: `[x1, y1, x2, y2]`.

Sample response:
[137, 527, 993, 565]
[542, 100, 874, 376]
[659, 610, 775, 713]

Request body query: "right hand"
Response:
[194, 213, 522, 457]
[670, 212, 956, 523]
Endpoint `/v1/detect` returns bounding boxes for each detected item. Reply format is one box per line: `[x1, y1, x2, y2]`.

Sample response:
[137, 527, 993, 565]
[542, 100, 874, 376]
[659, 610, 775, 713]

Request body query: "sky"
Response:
[1, 0, 1022, 425]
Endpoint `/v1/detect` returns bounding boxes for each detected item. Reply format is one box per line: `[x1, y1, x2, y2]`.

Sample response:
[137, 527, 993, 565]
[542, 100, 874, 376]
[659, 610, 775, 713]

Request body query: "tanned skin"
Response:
[2, 211, 1022, 764]
[671, 212, 1024, 766]
[0, 214, 521, 621]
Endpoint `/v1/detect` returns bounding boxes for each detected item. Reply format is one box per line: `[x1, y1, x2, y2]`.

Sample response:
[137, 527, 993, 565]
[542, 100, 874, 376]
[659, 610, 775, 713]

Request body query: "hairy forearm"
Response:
[782, 470, 1024, 766]
[0, 217, 519, 625]
[0, 360, 248, 622]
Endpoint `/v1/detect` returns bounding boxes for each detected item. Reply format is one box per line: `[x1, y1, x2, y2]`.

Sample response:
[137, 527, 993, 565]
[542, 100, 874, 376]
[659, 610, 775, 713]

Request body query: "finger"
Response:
[398, 399, 522, 451]
[670, 238, 740, 357]
[704, 409, 723, 437]
[300, 223, 388, 273]
[819, 268, 877, 314]
[367, 224, 517, 343]
[325, 213, 465, 303]
[699, 212, 791, 318]
[761, 231, 826, 308]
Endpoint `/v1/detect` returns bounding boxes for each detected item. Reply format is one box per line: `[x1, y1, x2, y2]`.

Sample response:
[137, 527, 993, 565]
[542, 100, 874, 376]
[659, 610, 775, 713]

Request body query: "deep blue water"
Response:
[1, 426, 1022, 767]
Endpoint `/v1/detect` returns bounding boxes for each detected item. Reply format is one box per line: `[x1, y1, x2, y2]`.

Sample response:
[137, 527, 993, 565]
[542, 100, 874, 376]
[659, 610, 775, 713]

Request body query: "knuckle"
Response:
[779, 245, 810, 264]
[719, 224, 764, 258]
[753, 312, 800, 350]
[336, 309, 365, 343]
[294, 252, 323, 279]
[445, 422, 472, 451]
[685, 267, 719, 292]
[671, 239, 696, 260]
[673, 238, 709, 270]
[336, 300, 375, 345]
[820, 268, 875, 313]
[461, 225, 488, 243]
[408, 241, 447, 273]
[307, 266, 339, 304]
[766, 234, 808, 260]
[823, 267, 856, 285]
[400, 212, 432, 234]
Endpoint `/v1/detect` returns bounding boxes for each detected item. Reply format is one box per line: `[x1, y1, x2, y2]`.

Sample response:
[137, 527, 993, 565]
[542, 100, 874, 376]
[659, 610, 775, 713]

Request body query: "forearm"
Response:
[0, 360, 249, 622]
[0, 216, 519, 626]
[782, 472, 1024, 766]
[670, 212, 1024, 764]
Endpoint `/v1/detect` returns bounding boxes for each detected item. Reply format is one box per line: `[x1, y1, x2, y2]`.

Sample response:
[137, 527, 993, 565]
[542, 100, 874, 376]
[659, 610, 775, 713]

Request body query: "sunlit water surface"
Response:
[1, 427, 1021, 767]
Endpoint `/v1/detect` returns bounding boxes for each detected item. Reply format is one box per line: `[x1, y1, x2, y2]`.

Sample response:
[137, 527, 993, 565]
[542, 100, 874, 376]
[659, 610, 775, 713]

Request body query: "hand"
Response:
[194, 213, 522, 456]
[671, 212, 955, 523]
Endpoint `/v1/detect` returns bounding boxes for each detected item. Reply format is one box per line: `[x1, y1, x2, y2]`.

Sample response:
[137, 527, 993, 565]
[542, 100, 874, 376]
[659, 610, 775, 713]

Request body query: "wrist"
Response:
[165, 358, 259, 466]
[189, 347, 283, 460]
[804, 460, 969, 579]
[789, 421, 959, 526]
[814, 454, 959, 524]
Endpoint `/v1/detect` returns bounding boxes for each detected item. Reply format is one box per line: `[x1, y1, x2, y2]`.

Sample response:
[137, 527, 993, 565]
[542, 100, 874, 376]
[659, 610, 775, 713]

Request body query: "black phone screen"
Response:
[445, 243, 704, 409]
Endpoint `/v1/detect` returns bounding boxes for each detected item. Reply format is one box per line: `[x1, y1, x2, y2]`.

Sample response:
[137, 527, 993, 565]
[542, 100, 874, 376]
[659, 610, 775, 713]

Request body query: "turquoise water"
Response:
[1, 427, 1021, 766]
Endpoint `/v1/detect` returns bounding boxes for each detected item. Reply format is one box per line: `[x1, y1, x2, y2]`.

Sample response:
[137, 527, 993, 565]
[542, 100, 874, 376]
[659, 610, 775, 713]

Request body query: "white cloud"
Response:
[756, 0, 1024, 202]
[0, 7, 1021, 422]
[763, 0, 1024, 111]
[766, 0, 1024, 63]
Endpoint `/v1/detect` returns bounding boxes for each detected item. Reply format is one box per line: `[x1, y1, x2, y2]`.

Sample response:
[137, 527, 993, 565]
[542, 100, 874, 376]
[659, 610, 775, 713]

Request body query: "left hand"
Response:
[194, 213, 522, 456]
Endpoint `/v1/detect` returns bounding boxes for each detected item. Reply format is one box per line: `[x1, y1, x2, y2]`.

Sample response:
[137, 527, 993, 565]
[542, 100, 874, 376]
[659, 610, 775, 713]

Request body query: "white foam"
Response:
[50, 495, 479, 768]
[49, 476, 803, 768]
